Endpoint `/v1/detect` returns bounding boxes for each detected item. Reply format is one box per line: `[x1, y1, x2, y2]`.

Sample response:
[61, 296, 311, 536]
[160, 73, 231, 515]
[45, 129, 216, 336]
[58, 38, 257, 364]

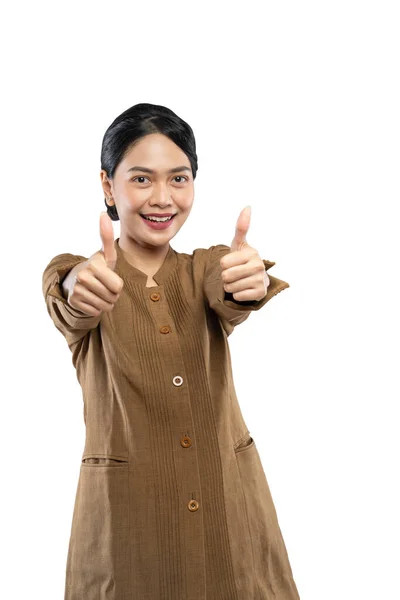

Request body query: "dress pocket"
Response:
[234, 437, 300, 598]
[65, 457, 130, 599]
[234, 432, 255, 453]
[81, 453, 129, 466]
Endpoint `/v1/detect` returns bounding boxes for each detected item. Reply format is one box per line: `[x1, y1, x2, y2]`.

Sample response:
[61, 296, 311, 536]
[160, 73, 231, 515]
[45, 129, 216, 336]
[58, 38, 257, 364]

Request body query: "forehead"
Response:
[121, 133, 190, 171]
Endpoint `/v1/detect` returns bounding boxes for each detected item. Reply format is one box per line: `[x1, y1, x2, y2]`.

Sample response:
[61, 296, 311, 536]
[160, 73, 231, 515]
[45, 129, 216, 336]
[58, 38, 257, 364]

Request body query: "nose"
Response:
[150, 182, 172, 207]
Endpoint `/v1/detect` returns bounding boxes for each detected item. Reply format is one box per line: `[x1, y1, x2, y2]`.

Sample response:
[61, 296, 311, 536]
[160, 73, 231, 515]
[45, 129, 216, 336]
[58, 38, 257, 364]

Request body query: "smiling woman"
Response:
[42, 102, 299, 600]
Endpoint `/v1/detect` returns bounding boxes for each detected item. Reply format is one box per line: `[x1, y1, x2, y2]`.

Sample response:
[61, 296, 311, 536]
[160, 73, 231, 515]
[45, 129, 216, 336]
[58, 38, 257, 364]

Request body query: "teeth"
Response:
[143, 215, 173, 222]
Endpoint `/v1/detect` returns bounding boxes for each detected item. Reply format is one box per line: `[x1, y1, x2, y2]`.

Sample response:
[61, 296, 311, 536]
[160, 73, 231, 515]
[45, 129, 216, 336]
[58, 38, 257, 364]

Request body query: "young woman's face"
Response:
[101, 133, 195, 247]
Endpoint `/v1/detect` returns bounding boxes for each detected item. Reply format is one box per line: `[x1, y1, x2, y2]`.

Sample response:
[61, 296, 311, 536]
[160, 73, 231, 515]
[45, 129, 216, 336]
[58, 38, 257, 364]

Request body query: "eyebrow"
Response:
[127, 165, 191, 174]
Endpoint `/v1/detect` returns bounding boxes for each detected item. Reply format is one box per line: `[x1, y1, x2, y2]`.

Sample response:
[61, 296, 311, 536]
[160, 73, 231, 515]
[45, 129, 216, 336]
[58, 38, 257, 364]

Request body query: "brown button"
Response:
[188, 499, 199, 512]
[150, 292, 161, 301]
[159, 325, 171, 334]
[180, 435, 192, 448]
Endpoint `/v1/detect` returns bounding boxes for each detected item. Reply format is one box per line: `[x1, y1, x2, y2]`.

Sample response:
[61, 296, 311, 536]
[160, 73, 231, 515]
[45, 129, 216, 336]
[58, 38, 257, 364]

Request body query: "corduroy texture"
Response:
[42, 238, 300, 600]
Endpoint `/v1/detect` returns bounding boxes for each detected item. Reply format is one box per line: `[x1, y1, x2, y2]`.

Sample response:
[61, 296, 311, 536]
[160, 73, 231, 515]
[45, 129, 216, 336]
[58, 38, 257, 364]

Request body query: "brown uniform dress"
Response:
[42, 238, 300, 600]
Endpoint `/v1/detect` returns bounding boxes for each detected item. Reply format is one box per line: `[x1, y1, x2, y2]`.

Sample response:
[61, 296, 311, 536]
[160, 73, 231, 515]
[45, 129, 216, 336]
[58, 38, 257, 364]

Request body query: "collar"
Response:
[114, 237, 178, 285]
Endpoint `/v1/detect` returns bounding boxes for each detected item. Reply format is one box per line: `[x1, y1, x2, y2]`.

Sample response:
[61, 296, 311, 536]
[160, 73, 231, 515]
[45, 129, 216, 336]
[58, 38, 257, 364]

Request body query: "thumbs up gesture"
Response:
[62, 212, 124, 316]
[219, 206, 269, 302]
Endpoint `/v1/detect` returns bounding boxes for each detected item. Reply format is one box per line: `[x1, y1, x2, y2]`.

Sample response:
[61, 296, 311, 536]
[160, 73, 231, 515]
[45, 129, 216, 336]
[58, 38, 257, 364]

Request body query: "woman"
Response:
[42, 102, 300, 599]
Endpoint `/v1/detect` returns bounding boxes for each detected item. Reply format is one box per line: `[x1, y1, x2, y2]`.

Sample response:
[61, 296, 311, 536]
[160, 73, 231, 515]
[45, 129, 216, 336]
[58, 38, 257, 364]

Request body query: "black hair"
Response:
[100, 102, 198, 221]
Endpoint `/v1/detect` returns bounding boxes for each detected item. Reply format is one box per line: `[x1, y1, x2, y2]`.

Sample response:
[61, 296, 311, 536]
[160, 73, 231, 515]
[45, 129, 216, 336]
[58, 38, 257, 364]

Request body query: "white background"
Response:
[1, 1, 399, 598]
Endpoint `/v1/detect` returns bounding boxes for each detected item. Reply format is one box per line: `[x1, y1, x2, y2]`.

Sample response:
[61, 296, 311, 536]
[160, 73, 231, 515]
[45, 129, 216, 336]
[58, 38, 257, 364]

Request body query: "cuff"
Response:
[217, 259, 290, 312]
[45, 258, 91, 318]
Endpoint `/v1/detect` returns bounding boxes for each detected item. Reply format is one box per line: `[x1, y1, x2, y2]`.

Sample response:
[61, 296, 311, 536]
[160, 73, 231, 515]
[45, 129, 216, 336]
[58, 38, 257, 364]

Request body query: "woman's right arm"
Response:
[42, 253, 103, 350]
[42, 213, 123, 353]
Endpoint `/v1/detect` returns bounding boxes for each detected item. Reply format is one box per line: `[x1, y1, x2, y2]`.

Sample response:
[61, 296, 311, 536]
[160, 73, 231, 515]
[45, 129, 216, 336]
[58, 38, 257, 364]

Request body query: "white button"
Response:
[173, 375, 183, 386]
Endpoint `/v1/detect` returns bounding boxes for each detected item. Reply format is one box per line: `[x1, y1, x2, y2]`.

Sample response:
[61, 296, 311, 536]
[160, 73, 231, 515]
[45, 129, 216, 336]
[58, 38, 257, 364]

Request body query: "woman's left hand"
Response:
[219, 205, 270, 302]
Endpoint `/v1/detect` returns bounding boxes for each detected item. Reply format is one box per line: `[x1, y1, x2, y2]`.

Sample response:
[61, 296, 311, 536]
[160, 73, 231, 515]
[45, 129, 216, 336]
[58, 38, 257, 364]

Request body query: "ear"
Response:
[100, 169, 113, 199]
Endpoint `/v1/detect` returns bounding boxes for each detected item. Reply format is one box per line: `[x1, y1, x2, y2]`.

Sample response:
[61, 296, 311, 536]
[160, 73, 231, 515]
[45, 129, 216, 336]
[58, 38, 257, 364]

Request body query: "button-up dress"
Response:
[42, 238, 300, 600]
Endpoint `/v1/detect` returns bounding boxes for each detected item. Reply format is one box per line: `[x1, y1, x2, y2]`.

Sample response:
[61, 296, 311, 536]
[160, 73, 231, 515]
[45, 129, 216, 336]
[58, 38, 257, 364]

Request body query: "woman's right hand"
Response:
[61, 212, 124, 316]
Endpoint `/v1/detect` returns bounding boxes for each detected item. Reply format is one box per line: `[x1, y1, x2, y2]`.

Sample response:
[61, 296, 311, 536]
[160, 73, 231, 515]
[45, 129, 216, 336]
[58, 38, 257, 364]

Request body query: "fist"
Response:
[220, 205, 269, 302]
[63, 212, 124, 316]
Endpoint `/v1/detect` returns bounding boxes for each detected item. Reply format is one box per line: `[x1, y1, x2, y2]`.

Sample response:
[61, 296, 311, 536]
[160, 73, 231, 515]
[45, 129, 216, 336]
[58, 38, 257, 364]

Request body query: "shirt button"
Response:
[180, 435, 192, 448]
[150, 292, 161, 301]
[188, 499, 199, 512]
[159, 325, 171, 334]
[173, 375, 183, 386]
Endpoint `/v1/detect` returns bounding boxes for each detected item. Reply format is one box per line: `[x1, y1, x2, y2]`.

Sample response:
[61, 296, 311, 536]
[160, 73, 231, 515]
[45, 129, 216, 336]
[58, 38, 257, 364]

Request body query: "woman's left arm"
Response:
[203, 243, 290, 336]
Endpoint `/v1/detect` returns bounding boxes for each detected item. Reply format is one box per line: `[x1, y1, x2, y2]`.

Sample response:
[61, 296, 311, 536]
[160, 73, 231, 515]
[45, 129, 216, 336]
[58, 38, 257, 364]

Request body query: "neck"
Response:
[117, 234, 170, 275]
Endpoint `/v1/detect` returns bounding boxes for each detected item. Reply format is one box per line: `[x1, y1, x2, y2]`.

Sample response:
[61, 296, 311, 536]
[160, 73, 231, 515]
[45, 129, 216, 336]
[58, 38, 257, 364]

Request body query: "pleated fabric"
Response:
[42, 238, 300, 599]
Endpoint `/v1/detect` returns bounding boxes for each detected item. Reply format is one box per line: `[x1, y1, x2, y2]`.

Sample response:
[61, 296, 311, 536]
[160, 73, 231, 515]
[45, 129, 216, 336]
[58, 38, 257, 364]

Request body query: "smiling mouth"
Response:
[140, 214, 177, 222]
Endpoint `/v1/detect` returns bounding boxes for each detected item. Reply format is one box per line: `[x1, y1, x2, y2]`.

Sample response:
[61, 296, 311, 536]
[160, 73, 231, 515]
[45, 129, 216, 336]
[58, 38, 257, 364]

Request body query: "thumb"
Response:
[230, 205, 251, 252]
[99, 211, 117, 270]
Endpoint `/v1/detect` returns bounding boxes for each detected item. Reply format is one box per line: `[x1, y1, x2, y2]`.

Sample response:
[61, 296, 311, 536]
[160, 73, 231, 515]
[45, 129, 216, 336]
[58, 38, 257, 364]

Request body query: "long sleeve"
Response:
[42, 253, 102, 350]
[203, 244, 290, 336]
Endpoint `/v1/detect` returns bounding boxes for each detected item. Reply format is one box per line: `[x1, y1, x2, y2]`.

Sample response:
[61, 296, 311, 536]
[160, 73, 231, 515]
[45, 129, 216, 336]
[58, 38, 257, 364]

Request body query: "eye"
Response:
[132, 175, 189, 184]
